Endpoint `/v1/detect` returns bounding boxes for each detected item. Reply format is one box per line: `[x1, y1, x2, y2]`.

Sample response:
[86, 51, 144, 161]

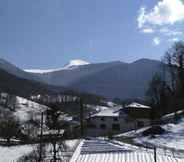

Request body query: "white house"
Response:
[86, 103, 151, 136]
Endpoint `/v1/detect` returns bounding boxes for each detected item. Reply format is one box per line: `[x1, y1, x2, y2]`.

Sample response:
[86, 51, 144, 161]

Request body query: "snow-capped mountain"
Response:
[25, 58, 161, 99]
[25, 59, 90, 74]
[0, 58, 162, 99]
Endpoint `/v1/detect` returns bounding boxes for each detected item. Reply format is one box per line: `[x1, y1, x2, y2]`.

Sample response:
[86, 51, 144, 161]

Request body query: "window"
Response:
[100, 124, 106, 129]
[101, 117, 105, 121]
[113, 117, 118, 121]
[88, 123, 96, 128]
[112, 124, 120, 131]
[137, 121, 144, 128]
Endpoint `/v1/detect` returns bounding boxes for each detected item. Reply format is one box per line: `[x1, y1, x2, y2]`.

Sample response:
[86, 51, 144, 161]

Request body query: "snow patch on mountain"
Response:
[63, 59, 90, 69]
[24, 59, 90, 74]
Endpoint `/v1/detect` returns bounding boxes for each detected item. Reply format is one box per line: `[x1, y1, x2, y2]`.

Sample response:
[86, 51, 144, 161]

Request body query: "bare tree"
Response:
[163, 41, 184, 97]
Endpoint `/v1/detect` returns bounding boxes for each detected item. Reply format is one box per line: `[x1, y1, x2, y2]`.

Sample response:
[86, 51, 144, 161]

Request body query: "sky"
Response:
[0, 0, 184, 69]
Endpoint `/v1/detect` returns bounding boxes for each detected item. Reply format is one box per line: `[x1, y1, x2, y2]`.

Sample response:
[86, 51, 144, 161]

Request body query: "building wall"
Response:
[86, 116, 150, 136]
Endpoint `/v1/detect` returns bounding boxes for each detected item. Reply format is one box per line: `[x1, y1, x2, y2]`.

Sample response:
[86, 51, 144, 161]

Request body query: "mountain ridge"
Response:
[0, 58, 162, 99]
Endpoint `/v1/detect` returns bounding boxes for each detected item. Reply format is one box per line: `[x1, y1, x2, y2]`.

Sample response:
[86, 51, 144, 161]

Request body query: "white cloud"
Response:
[137, 7, 147, 28]
[138, 0, 184, 27]
[153, 37, 161, 45]
[137, 0, 184, 44]
[142, 28, 154, 33]
[160, 28, 183, 36]
[168, 37, 179, 42]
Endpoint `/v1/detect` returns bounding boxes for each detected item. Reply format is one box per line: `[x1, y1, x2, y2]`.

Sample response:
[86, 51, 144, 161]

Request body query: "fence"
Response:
[135, 142, 184, 159]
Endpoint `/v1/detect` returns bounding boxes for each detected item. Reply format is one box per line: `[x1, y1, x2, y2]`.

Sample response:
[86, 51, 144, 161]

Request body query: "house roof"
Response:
[70, 139, 183, 162]
[91, 106, 123, 117]
[126, 102, 151, 109]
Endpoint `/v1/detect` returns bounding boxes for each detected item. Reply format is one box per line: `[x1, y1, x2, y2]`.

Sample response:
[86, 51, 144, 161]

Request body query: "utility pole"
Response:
[80, 98, 84, 137]
[154, 147, 157, 162]
[39, 112, 44, 162]
[53, 140, 57, 162]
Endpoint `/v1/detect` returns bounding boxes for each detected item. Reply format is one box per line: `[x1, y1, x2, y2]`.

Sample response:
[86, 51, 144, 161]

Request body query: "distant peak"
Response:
[64, 59, 90, 69]
[132, 58, 160, 64]
[25, 59, 90, 74]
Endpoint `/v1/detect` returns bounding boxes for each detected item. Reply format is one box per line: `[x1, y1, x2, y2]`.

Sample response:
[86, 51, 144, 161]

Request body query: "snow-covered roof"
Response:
[42, 129, 65, 136]
[70, 139, 183, 162]
[91, 107, 122, 117]
[126, 102, 151, 109]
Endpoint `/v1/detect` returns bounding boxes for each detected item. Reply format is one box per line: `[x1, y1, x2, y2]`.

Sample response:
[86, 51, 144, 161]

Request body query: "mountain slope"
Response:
[0, 66, 104, 107]
[70, 59, 161, 99]
[0, 68, 66, 97]
[32, 61, 123, 87]
[27, 59, 161, 99]
[1, 58, 162, 100]
[0, 58, 41, 82]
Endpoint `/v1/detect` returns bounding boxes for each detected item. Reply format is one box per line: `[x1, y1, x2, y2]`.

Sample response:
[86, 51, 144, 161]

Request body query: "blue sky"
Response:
[0, 0, 184, 69]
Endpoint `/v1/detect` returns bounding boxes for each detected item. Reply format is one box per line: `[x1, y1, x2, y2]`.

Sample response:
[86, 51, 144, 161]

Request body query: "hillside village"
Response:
[1, 43, 184, 161]
[1, 0, 184, 161]
[1, 89, 184, 162]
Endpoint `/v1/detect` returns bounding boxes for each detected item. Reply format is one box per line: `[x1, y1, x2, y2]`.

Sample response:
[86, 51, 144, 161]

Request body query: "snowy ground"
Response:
[0, 145, 34, 162]
[14, 96, 49, 122]
[117, 118, 184, 151]
[0, 140, 79, 162]
[135, 120, 184, 150]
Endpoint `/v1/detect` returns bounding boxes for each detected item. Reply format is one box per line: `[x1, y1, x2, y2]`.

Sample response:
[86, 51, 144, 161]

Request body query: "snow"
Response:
[161, 110, 184, 121]
[63, 59, 90, 69]
[0, 140, 79, 162]
[106, 102, 117, 107]
[24, 69, 59, 73]
[64, 139, 80, 151]
[86, 104, 109, 112]
[118, 117, 184, 151]
[24, 59, 90, 74]
[0, 145, 33, 162]
[14, 96, 49, 122]
[91, 106, 122, 117]
[126, 102, 151, 109]
[135, 119, 184, 150]
[93, 109, 119, 117]
[70, 139, 184, 162]
[86, 104, 122, 117]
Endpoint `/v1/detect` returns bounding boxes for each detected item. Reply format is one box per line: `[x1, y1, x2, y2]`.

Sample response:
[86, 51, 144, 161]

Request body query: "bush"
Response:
[0, 115, 21, 143]
[142, 125, 165, 136]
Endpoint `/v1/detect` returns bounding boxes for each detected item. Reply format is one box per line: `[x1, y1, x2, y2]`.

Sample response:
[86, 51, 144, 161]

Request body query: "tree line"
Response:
[147, 41, 184, 119]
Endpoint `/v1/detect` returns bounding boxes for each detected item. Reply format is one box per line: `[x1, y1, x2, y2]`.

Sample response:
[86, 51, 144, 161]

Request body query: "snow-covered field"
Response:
[0, 140, 79, 162]
[0, 145, 33, 162]
[14, 96, 49, 122]
[135, 119, 184, 150]
[117, 118, 184, 151]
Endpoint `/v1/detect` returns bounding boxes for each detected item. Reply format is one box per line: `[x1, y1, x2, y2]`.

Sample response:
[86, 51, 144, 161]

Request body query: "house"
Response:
[86, 103, 151, 136]
[124, 102, 151, 128]
[70, 138, 183, 162]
